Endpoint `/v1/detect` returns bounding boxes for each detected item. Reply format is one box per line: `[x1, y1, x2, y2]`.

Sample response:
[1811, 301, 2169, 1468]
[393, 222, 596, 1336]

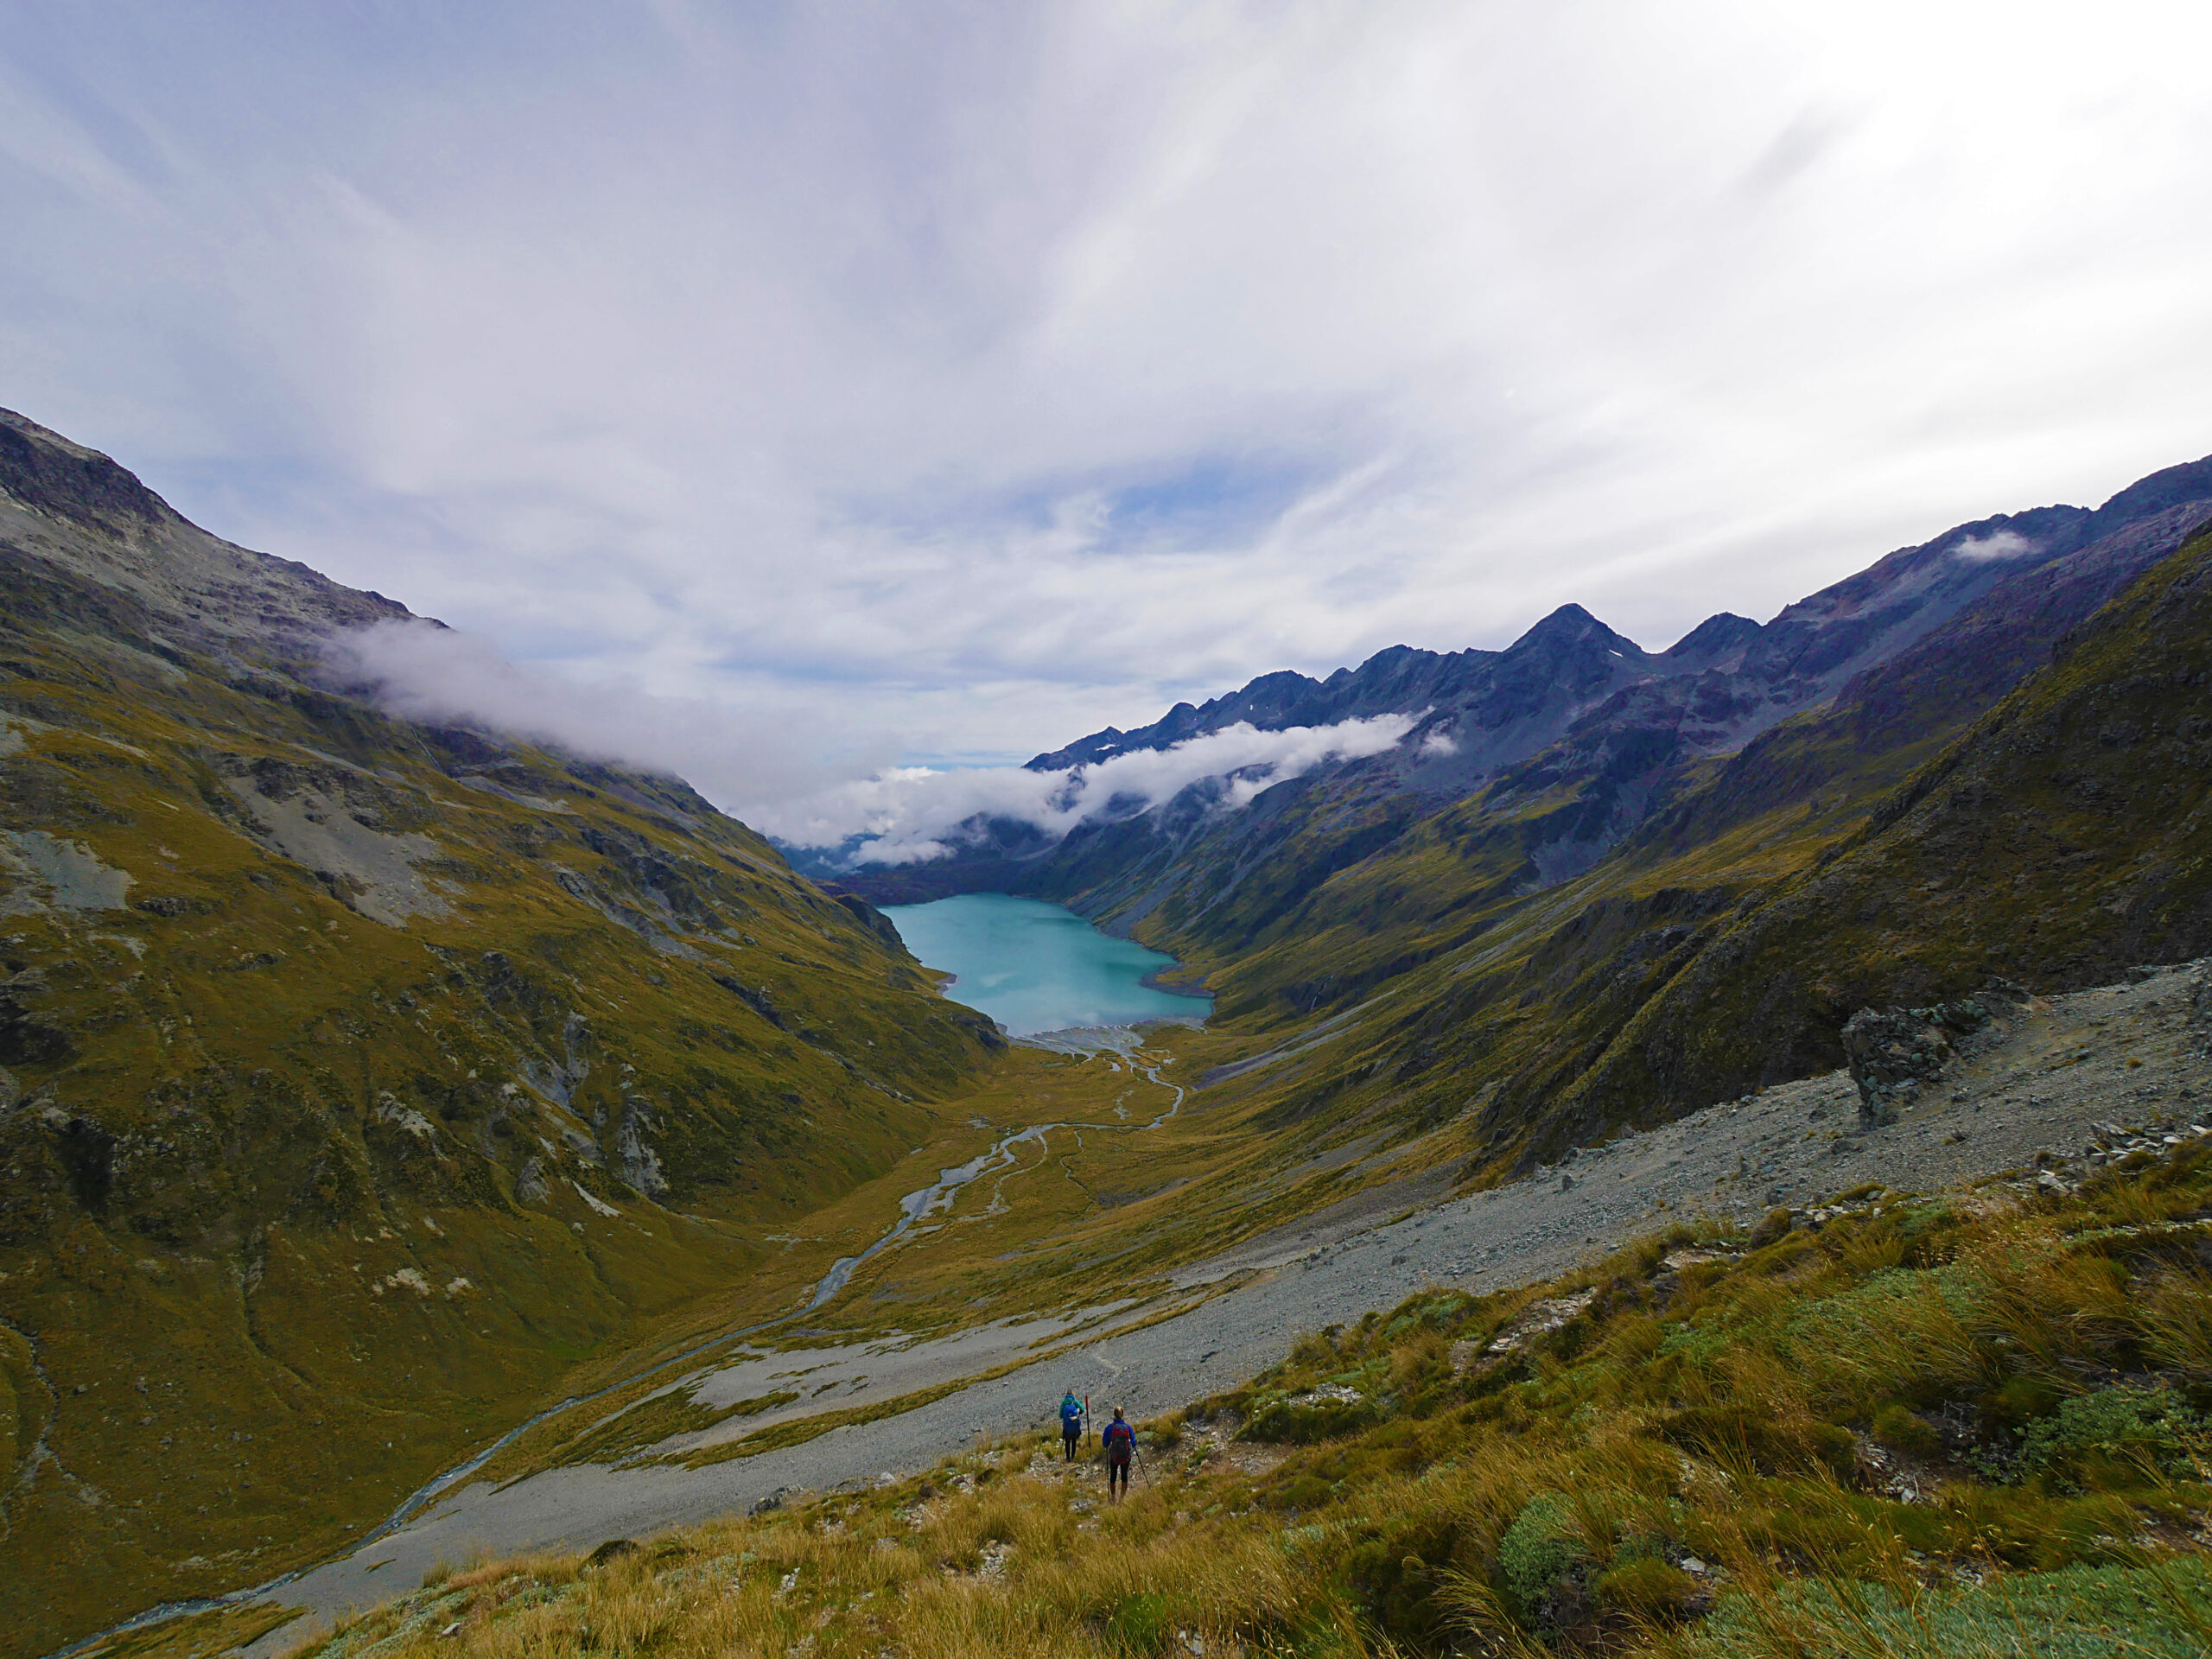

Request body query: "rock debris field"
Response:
[239, 962, 2212, 1650]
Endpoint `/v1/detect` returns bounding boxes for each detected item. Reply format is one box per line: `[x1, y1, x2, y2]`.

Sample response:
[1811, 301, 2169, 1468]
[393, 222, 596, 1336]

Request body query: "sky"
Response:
[4, 2, 2211, 851]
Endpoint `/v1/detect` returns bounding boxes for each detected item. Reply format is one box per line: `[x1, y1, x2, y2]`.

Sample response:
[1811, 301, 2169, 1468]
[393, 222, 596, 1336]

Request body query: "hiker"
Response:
[1058, 1391, 1084, 1462]
[1101, 1407, 1135, 1502]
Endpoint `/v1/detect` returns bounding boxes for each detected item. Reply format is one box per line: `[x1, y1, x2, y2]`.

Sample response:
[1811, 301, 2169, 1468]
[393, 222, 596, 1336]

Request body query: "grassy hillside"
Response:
[1554, 517, 2212, 1141]
[209, 1132, 2212, 1658]
[0, 422, 1001, 1649]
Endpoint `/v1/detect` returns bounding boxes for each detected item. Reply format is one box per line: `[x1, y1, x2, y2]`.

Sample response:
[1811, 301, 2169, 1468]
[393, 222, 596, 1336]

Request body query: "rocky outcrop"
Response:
[1840, 982, 2031, 1127]
[616, 1098, 670, 1198]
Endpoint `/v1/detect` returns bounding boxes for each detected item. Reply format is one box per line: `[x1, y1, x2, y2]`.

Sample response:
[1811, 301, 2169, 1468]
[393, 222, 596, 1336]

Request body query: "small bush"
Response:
[1103, 1591, 1172, 1654]
[2019, 1384, 2208, 1486]
[1657, 1406, 1854, 1479]
[1871, 1402, 1943, 1459]
[1497, 1493, 1588, 1621]
[1239, 1396, 1376, 1444]
[1982, 1373, 2063, 1432]
[1592, 1555, 1696, 1621]
[1272, 1473, 1334, 1511]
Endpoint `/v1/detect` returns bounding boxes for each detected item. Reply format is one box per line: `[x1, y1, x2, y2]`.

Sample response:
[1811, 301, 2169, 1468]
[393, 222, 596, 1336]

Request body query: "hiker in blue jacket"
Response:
[1100, 1408, 1136, 1502]
[1058, 1391, 1084, 1462]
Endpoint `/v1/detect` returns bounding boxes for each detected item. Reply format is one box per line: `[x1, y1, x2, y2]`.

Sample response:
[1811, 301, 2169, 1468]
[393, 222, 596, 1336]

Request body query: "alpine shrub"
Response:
[1497, 1493, 1588, 1620]
[2018, 1385, 2208, 1485]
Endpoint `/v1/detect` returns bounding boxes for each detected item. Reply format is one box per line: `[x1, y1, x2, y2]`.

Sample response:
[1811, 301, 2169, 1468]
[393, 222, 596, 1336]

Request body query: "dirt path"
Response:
[227, 963, 2208, 1652]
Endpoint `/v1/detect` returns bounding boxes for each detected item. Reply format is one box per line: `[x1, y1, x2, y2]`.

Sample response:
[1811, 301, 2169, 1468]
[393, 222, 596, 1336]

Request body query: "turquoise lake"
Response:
[880, 893, 1211, 1037]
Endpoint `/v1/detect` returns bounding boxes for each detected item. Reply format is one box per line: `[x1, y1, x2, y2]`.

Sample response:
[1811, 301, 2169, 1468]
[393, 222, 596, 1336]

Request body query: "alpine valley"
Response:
[10, 405, 2212, 1658]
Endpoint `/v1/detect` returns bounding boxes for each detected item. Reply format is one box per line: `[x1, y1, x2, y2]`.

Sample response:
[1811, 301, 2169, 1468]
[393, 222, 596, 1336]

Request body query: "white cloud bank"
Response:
[327, 620, 896, 813]
[328, 619, 1414, 864]
[766, 711, 1420, 866]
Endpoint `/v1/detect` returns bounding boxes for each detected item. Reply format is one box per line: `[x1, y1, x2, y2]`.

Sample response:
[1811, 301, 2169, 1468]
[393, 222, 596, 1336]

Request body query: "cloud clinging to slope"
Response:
[327, 619, 894, 812]
[763, 711, 1421, 865]
[330, 617, 1414, 861]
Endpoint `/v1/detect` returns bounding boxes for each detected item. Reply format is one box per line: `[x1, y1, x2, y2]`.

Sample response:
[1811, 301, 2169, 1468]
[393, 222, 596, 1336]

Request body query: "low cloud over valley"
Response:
[331, 619, 1415, 865]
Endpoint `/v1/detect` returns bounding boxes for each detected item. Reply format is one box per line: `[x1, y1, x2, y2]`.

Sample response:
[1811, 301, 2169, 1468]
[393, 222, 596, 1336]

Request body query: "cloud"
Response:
[4, 2, 2212, 769]
[324, 620, 896, 813]
[755, 713, 1422, 864]
[1949, 529, 2040, 563]
[326, 620, 1415, 865]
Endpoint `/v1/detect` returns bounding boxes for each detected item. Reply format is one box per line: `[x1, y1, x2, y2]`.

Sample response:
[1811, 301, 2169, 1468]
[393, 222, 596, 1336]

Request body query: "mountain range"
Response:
[836, 453, 2212, 1168]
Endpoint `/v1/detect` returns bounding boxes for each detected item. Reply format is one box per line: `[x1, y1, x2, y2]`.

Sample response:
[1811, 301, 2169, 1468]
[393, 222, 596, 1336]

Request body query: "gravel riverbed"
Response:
[238, 963, 2210, 1650]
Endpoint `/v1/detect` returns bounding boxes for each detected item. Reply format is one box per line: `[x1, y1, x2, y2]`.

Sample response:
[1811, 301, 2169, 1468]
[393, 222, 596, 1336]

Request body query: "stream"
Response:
[48, 1028, 1188, 1659]
[804, 1027, 1186, 1307]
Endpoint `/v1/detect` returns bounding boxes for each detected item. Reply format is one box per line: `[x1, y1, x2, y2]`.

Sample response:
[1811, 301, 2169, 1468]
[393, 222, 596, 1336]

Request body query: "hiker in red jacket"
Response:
[1100, 1408, 1136, 1503]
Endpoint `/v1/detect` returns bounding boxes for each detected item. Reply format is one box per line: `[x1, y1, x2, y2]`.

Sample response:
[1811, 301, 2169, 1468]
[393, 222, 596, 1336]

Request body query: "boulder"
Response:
[1841, 980, 2030, 1128]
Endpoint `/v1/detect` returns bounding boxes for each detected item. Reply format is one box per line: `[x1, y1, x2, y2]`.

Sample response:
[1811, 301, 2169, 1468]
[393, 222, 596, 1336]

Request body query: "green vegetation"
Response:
[207, 1146, 2212, 1659]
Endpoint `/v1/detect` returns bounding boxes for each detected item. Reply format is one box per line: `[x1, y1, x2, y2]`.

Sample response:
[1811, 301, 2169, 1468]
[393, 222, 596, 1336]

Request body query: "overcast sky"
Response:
[4, 2, 2210, 824]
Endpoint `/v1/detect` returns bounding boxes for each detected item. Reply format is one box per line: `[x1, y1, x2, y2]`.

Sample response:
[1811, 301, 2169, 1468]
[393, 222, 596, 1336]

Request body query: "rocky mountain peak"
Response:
[0, 408, 173, 536]
[1510, 601, 1638, 658]
[0, 405, 413, 659]
[1662, 611, 1762, 665]
[2086, 454, 2212, 535]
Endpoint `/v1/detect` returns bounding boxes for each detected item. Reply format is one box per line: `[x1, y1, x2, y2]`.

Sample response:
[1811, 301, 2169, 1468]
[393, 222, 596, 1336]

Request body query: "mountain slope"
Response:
[839, 458, 2209, 936]
[0, 411, 999, 1651]
[984, 461, 2207, 969]
[1554, 513, 2212, 1139]
[1026, 470, 2212, 789]
[1130, 512, 2212, 1178]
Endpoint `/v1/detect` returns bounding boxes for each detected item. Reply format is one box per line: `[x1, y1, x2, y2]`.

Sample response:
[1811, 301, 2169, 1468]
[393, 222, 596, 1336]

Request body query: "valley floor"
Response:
[180, 960, 2210, 1655]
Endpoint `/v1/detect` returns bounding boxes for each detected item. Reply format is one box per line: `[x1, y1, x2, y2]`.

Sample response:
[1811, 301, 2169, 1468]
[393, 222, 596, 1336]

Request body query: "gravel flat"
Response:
[240, 965, 2209, 1651]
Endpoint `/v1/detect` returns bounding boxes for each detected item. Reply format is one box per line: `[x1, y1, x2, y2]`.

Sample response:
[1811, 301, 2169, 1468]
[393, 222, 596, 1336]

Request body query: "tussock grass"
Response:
[264, 1151, 2212, 1659]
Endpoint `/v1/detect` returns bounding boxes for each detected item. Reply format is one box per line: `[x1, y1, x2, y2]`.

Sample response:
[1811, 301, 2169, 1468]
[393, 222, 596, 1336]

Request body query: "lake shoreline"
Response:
[883, 893, 1212, 1036]
[1136, 963, 1212, 1004]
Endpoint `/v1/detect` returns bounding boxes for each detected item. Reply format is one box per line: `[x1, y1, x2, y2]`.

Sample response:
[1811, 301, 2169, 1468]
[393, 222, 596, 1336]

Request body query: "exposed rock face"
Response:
[2190, 962, 2212, 1053]
[1840, 982, 2030, 1127]
[617, 1097, 671, 1197]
